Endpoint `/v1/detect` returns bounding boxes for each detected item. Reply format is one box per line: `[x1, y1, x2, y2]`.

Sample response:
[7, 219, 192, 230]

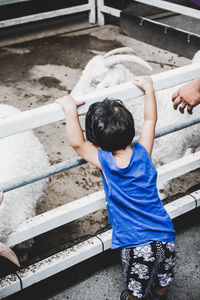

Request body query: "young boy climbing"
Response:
[55, 76, 176, 300]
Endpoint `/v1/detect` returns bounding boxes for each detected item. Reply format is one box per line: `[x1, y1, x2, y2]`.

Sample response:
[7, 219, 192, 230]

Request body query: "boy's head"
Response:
[86, 98, 135, 151]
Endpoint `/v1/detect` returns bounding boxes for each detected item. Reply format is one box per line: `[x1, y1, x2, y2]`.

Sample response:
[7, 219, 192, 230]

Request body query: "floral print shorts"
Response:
[121, 241, 176, 299]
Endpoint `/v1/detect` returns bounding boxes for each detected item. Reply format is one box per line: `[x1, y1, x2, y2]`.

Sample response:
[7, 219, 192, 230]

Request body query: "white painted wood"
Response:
[133, 0, 200, 20]
[190, 190, 200, 207]
[139, 16, 200, 37]
[157, 151, 200, 185]
[4, 150, 200, 248]
[98, 230, 112, 250]
[0, 63, 200, 139]
[0, 274, 21, 299]
[0, 236, 103, 298]
[0, 4, 92, 28]
[88, 0, 96, 24]
[5, 191, 105, 247]
[165, 194, 198, 219]
[99, 5, 121, 18]
[97, 0, 106, 25]
[1, 190, 200, 298]
[0, 0, 29, 5]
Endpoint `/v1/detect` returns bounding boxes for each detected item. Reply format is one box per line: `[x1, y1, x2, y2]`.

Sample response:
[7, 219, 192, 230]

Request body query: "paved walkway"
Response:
[6, 208, 200, 300]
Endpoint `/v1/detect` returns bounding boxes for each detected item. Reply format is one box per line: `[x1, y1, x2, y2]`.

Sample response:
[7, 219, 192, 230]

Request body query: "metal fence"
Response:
[0, 63, 200, 298]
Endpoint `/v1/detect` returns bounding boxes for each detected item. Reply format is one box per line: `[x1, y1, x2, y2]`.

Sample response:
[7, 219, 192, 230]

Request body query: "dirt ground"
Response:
[0, 25, 200, 263]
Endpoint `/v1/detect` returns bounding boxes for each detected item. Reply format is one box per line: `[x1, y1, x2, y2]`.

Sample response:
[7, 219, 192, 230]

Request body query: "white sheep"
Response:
[0, 104, 49, 244]
[71, 47, 200, 167]
[70, 47, 152, 97]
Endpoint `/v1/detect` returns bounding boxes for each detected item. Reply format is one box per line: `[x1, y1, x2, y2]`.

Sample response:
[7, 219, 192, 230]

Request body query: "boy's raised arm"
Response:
[55, 95, 102, 169]
[133, 76, 157, 156]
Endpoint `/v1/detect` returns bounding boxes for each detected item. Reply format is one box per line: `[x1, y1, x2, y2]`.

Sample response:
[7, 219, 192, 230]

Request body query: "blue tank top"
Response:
[98, 142, 176, 249]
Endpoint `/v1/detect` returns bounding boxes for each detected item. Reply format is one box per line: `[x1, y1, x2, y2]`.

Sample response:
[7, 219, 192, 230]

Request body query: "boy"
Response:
[56, 76, 176, 300]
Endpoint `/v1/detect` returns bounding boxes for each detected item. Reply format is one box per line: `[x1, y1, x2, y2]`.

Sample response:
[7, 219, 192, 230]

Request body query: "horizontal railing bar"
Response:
[5, 190, 105, 247]
[166, 190, 200, 219]
[4, 150, 200, 247]
[0, 0, 30, 5]
[99, 5, 120, 17]
[0, 157, 86, 192]
[1, 115, 200, 193]
[0, 234, 109, 298]
[0, 63, 199, 140]
[0, 4, 93, 28]
[155, 116, 200, 139]
[1, 190, 200, 298]
[133, 0, 200, 20]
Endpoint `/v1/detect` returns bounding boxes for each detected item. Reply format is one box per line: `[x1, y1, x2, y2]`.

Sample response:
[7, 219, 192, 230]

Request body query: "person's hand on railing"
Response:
[55, 94, 85, 114]
[172, 79, 200, 114]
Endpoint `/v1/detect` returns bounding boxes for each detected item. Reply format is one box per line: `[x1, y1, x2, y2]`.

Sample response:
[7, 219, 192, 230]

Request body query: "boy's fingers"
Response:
[55, 99, 62, 105]
[133, 78, 141, 86]
[76, 99, 86, 106]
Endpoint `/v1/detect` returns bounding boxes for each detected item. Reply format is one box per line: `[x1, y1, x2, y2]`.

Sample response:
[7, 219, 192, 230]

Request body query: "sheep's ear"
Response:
[0, 190, 3, 204]
[105, 54, 152, 71]
[103, 47, 136, 58]
[0, 243, 20, 267]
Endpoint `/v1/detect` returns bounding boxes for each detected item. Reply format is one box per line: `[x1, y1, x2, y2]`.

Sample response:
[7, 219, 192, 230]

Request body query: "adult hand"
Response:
[172, 79, 200, 114]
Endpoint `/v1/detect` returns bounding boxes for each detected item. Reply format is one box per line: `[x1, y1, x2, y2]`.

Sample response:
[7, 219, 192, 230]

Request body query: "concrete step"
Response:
[3, 208, 200, 300]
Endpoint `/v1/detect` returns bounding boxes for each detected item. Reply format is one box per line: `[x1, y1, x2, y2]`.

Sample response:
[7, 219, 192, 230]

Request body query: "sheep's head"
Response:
[71, 47, 152, 97]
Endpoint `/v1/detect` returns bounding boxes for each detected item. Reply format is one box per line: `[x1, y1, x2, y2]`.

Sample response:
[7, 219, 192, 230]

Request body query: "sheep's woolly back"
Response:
[0, 104, 49, 242]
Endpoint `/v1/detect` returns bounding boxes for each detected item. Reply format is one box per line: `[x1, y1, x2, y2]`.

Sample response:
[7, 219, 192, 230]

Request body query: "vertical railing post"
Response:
[89, 0, 96, 24]
[97, 0, 105, 25]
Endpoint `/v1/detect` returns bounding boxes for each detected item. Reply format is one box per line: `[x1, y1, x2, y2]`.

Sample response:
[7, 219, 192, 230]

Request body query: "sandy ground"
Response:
[0, 25, 200, 263]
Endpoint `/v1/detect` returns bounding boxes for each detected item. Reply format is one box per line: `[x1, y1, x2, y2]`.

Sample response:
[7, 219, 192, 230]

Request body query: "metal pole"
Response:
[1, 116, 200, 193]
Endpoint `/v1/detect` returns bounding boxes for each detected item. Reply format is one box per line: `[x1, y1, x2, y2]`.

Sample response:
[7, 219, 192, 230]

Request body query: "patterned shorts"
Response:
[121, 241, 176, 299]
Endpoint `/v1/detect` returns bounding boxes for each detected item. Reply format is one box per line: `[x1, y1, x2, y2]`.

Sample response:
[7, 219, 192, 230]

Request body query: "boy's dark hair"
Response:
[86, 98, 135, 151]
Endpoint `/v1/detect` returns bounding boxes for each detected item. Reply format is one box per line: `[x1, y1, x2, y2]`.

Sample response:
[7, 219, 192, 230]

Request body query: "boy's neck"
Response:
[112, 144, 133, 168]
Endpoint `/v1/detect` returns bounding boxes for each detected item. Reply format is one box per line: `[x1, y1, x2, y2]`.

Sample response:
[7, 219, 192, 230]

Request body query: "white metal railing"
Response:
[97, 0, 200, 25]
[1, 189, 200, 298]
[0, 0, 30, 5]
[0, 63, 199, 139]
[0, 0, 96, 28]
[0, 64, 200, 298]
[4, 150, 200, 248]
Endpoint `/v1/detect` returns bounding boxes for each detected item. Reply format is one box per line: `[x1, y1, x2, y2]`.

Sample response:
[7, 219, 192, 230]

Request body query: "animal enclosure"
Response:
[1, 57, 200, 298]
[0, 20, 200, 299]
